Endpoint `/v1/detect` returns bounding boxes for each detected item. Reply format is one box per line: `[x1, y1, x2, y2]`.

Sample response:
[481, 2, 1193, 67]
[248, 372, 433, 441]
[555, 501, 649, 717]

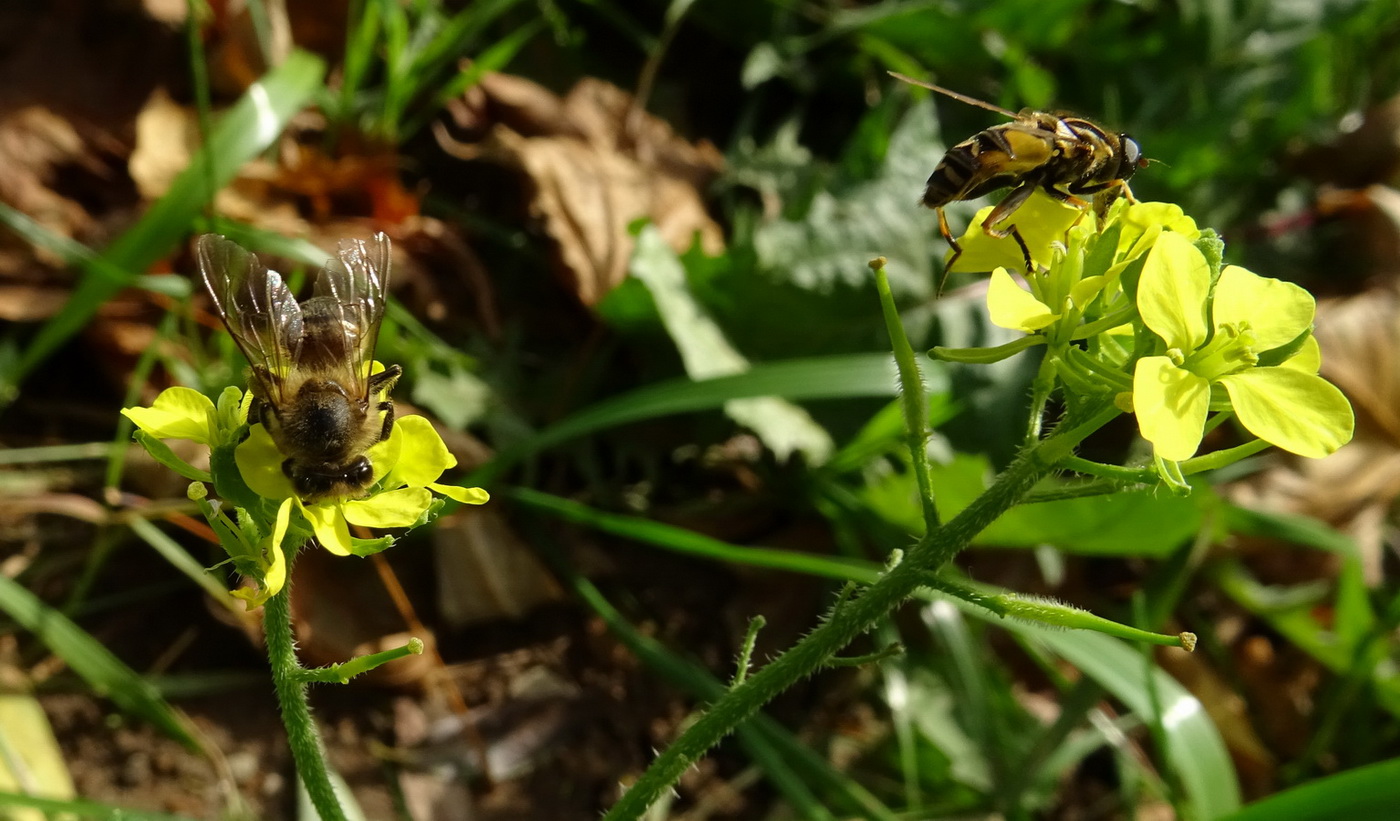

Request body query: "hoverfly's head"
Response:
[1118, 134, 1148, 180]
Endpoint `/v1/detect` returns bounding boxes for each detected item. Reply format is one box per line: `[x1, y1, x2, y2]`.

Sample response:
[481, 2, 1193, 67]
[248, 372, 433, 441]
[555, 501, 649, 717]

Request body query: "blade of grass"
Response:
[401, 17, 545, 138]
[471, 352, 908, 484]
[1216, 757, 1400, 821]
[0, 791, 198, 821]
[126, 518, 242, 615]
[508, 487, 877, 582]
[2, 49, 325, 395]
[0, 574, 198, 749]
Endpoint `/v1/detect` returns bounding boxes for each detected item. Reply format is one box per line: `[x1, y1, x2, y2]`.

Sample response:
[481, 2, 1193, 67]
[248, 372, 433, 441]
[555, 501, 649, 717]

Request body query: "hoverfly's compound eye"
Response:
[1120, 135, 1146, 177]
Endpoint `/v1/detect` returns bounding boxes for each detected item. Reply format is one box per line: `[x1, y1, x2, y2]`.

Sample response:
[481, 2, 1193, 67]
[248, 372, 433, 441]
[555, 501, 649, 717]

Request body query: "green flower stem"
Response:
[930, 335, 1045, 364]
[1181, 439, 1271, 474]
[263, 545, 347, 821]
[1070, 304, 1136, 340]
[1021, 477, 1133, 503]
[921, 574, 1195, 649]
[1061, 456, 1157, 484]
[871, 258, 939, 533]
[296, 638, 426, 685]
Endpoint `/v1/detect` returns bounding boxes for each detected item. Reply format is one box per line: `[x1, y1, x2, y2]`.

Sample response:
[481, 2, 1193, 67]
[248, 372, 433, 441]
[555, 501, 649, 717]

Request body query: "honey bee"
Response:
[197, 233, 402, 501]
[891, 72, 1148, 279]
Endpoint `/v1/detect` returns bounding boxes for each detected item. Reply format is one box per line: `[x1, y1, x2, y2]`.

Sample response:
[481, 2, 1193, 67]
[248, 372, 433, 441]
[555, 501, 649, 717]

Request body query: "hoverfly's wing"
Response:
[196, 234, 303, 404]
[307, 232, 391, 400]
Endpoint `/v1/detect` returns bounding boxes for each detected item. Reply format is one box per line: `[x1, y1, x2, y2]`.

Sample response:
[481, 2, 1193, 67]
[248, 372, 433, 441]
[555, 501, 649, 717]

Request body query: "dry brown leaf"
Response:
[129, 89, 199, 202]
[433, 506, 562, 629]
[439, 74, 724, 306]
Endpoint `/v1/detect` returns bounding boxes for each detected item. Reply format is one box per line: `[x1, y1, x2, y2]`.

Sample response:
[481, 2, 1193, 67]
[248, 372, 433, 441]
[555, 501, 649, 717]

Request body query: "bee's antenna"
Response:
[888, 71, 1019, 119]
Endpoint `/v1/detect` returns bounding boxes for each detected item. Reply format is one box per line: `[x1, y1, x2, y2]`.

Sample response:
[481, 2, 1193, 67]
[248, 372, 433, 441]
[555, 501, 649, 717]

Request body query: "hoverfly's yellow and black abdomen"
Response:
[891, 72, 1148, 284]
[922, 120, 1057, 208]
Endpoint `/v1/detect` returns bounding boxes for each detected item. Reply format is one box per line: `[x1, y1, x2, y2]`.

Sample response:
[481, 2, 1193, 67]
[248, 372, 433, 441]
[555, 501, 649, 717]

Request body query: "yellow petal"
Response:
[342, 487, 433, 528]
[948, 192, 1083, 273]
[1213, 265, 1315, 350]
[1280, 335, 1321, 374]
[1219, 368, 1354, 458]
[381, 416, 456, 489]
[1133, 356, 1210, 461]
[429, 483, 490, 505]
[1138, 232, 1210, 351]
[987, 267, 1058, 332]
[230, 499, 292, 609]
[298, 499, 352, 556]
[235, 425, 296, 500]
[122, 387, 215, 443]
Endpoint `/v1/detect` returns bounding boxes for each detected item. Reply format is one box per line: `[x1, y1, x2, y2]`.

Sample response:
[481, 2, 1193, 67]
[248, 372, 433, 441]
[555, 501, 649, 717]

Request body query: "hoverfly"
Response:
[891, 72, 1148, 281]
[197, 233, 402, 501]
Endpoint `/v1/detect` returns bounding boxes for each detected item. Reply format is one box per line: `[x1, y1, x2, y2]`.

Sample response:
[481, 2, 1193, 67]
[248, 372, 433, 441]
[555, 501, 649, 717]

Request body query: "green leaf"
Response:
[0, 574, 198, 749]
[629, 225, 833, 464]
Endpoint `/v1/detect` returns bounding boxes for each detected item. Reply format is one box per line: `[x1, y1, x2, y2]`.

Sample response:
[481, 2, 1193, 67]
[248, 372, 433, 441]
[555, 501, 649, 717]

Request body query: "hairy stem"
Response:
[264, 545, 346, 821]
[604, 433, 1067, 819]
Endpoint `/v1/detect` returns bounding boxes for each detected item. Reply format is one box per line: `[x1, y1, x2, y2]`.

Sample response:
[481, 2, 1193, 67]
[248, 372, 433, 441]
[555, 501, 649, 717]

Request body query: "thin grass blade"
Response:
[0, 574, 198, 749]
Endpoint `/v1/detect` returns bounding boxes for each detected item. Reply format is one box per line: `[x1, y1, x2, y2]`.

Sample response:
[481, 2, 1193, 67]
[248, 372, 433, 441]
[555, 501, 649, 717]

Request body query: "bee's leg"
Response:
[982, 181, 1039, 272]
[255, 398, 275, 428]
[378, 400, 396, 443]
[368, 363, 403, 398]
[936, 206, 963, 293]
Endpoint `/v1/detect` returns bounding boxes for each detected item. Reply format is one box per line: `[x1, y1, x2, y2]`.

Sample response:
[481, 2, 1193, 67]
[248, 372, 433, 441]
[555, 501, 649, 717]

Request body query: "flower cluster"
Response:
[934, 193, 1354, 482]
[124, 381, 488, 606]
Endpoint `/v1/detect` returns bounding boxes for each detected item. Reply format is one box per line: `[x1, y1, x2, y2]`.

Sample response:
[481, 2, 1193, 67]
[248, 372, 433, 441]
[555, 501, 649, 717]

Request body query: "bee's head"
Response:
[285, 455, 375, 500]
[1118, 134, 1148, 180]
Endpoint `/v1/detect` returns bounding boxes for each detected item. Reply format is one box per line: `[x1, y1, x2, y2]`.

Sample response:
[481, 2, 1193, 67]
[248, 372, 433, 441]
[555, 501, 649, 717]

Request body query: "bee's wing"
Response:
[308, 232, 391, 400]
[196, 234, 303, 404]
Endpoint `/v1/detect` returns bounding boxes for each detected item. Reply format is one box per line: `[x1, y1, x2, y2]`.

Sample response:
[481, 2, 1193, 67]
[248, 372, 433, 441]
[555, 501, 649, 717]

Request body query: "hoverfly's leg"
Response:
[1066, 179, 1135, 221]
[1072, 179, 1136, 203]
[936, 206, 963, 293]
[1039, 184, 1089, 209]
[982, 180, 1039, 272]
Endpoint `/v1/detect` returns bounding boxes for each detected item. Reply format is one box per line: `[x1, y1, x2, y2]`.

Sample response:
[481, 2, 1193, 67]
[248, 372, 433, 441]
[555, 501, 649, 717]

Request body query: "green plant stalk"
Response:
[263, 544, 347, 821]
[604, 437, 1063, 819]
[871, 258, 940, 533]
